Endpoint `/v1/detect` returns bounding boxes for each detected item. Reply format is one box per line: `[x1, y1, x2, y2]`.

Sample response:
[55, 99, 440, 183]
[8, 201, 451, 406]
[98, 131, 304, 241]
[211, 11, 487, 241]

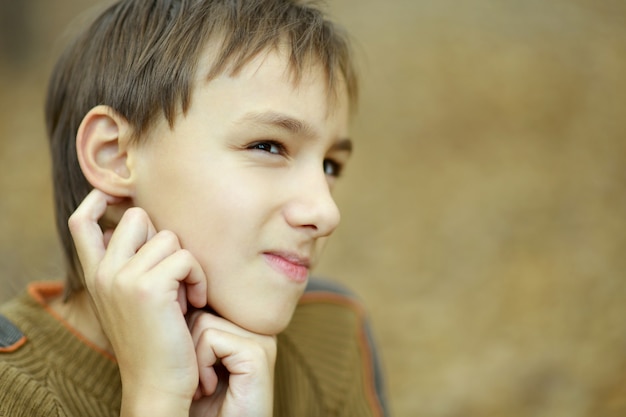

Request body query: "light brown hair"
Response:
[45, 0, 358, 299]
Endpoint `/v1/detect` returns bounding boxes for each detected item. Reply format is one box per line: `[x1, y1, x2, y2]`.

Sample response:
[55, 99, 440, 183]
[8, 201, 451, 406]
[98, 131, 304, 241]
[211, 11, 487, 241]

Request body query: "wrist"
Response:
[120, 384, 191, 417]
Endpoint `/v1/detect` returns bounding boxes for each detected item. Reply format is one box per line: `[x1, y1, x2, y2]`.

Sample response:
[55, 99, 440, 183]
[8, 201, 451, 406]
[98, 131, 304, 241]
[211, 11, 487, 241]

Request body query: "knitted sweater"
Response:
[0, 281, 387, 417]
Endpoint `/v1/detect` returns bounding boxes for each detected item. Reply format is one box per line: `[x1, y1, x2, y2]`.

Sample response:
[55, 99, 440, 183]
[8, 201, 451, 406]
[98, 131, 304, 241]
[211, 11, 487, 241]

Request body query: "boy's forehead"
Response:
[200, 37, 336, 83]
[193, 43, 348, 113]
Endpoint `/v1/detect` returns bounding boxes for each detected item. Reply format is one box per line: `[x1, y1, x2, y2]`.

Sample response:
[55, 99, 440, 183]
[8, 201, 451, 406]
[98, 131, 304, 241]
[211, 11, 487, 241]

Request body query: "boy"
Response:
[0, 0, 388, 416]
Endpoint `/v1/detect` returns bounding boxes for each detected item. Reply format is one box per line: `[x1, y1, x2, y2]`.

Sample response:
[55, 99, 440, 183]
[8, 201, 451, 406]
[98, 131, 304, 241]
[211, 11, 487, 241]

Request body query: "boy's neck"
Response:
[49, 290, 113, 354]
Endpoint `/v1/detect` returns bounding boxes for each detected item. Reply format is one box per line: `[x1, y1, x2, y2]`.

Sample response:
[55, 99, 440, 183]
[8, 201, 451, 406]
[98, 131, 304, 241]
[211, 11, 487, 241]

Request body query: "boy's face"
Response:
[128, 49, 351, 335]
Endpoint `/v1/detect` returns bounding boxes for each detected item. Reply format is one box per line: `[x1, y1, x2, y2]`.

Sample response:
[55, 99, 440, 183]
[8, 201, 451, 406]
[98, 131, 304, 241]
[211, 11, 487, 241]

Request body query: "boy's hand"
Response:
[187, 311, 277, 417]
[68, 189, 277, 417]
[69, 189, 207, 416]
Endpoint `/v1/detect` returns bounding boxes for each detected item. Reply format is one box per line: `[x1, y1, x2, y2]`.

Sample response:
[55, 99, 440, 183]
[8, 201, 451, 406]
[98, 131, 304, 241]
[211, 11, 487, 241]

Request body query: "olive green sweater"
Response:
[0, 281, 387, 417]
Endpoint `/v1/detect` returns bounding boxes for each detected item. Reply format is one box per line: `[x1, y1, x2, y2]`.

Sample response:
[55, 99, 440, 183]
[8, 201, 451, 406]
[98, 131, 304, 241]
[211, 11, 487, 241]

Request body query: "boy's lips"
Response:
[262, 251, 310, 283]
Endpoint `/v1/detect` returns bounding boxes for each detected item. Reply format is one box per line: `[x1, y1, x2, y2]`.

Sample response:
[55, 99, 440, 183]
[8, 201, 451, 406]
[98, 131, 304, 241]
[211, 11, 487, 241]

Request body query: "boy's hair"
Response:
[45, 0, 358, 299]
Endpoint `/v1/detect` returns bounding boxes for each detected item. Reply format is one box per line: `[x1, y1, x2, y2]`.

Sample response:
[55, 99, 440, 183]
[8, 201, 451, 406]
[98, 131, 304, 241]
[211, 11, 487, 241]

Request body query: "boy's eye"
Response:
[323, 158, 343, 177]
[248, 141, 285, 155]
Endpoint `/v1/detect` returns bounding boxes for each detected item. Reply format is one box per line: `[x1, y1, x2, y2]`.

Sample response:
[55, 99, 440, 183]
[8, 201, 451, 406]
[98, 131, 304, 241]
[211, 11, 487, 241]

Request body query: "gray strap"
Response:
[0, 314, 24, 349]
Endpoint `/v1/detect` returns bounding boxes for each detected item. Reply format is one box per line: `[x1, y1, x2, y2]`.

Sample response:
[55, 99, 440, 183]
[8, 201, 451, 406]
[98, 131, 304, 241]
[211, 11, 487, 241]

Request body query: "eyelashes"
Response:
[246, 140, 344, 178]
[247, 140, 286, 155]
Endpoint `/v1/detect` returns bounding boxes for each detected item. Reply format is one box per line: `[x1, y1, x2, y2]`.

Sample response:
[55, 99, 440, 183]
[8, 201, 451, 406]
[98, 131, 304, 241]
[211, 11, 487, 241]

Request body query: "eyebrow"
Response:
[239, 111, 316, 138]
[332, 138, 353, 153]
[238, 110, 353, 153]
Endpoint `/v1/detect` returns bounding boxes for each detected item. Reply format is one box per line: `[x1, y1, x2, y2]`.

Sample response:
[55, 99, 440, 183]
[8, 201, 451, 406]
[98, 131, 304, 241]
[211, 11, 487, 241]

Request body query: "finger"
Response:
[146, 215, 157, 240]
[197, 349, 219, 396]
[193, 386, 203, 401]
[101, 207, 157, 273]
[161, 246, 207, 309]
[68, 189, 123, 276]
[103, 229, 114, 248]
[195, 328, 229, 397]
[117, 230, 181, 278]
[151, 248, 207, 309]
[186, 309, 204, 333]
[192, 328, 275, 417]
[178, 284, 188, 315]
[195, 328, 273, 383]
[189, 312, 255, 348]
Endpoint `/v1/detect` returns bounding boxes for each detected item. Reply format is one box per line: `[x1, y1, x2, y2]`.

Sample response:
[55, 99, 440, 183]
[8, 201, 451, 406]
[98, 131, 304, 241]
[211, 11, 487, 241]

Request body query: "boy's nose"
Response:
[283, 169, 341, 238]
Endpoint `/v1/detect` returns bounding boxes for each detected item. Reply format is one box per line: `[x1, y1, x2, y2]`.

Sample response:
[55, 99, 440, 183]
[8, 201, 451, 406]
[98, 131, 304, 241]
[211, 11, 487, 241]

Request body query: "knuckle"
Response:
[249, 342, 267, 359]
[155, 229, 180, 247]
[192, 313, 221, 334]
[123, 206, 147, 219]
[109, 268, 151, 298]
[199, 326, 221, 341]
[260, 336, 277, 358]
[67, 211, 83, 232]
[195, 312, 217, 328]
[176, 248, 194, 263]
[91, 265, 112, 292]
[134, 278, 155, 300]
[119, 207, 148, 225]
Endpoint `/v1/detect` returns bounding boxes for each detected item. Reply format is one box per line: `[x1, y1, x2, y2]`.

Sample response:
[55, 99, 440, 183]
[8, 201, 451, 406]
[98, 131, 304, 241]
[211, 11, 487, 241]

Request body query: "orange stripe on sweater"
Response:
[27, 282, 116, 363]
[0, 335, 27, 353]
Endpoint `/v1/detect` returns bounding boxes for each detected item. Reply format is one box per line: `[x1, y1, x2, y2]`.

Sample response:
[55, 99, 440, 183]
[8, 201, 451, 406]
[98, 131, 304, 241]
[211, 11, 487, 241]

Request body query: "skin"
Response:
[56, 48, 352, 417]
[129, 49, 352, 336]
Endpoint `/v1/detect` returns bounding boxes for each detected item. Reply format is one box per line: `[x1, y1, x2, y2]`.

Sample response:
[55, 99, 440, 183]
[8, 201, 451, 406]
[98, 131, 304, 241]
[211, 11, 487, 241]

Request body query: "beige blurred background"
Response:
[1, 0, 626, 416]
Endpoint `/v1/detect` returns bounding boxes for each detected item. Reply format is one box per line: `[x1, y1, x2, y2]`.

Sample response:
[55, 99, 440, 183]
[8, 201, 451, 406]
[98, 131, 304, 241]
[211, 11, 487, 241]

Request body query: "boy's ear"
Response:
[76, 105, 135, 198]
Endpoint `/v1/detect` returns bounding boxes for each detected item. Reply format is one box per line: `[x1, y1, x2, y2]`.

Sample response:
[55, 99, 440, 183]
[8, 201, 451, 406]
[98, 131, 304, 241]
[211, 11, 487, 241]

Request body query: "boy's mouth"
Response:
[262, 251, 310, 283]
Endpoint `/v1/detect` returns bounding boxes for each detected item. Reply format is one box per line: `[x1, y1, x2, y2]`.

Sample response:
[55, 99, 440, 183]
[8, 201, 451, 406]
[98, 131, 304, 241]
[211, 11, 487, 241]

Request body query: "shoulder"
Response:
[0, 285, 120, 417]
[294, 277, 368, 344]
[0, 290, 39, 358]
[0, 286, 51, 358]
[0, 313, 27, 353]
[0, 295, 66, 417]
[0, 291, 50, 379]
[304, 277, 360, 300]
[292, 278, 368, 355]
[274, 277, 388, 417]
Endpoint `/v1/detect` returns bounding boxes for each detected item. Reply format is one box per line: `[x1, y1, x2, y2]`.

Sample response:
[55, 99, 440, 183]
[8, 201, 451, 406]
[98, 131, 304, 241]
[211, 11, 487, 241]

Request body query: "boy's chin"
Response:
[236, 314, 293, 336]
[190, 305, 293, 336]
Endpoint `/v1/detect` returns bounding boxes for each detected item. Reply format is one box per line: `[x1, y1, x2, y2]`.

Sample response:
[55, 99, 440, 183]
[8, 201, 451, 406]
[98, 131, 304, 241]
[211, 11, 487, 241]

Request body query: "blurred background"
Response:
[1, 0, 626, 416]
